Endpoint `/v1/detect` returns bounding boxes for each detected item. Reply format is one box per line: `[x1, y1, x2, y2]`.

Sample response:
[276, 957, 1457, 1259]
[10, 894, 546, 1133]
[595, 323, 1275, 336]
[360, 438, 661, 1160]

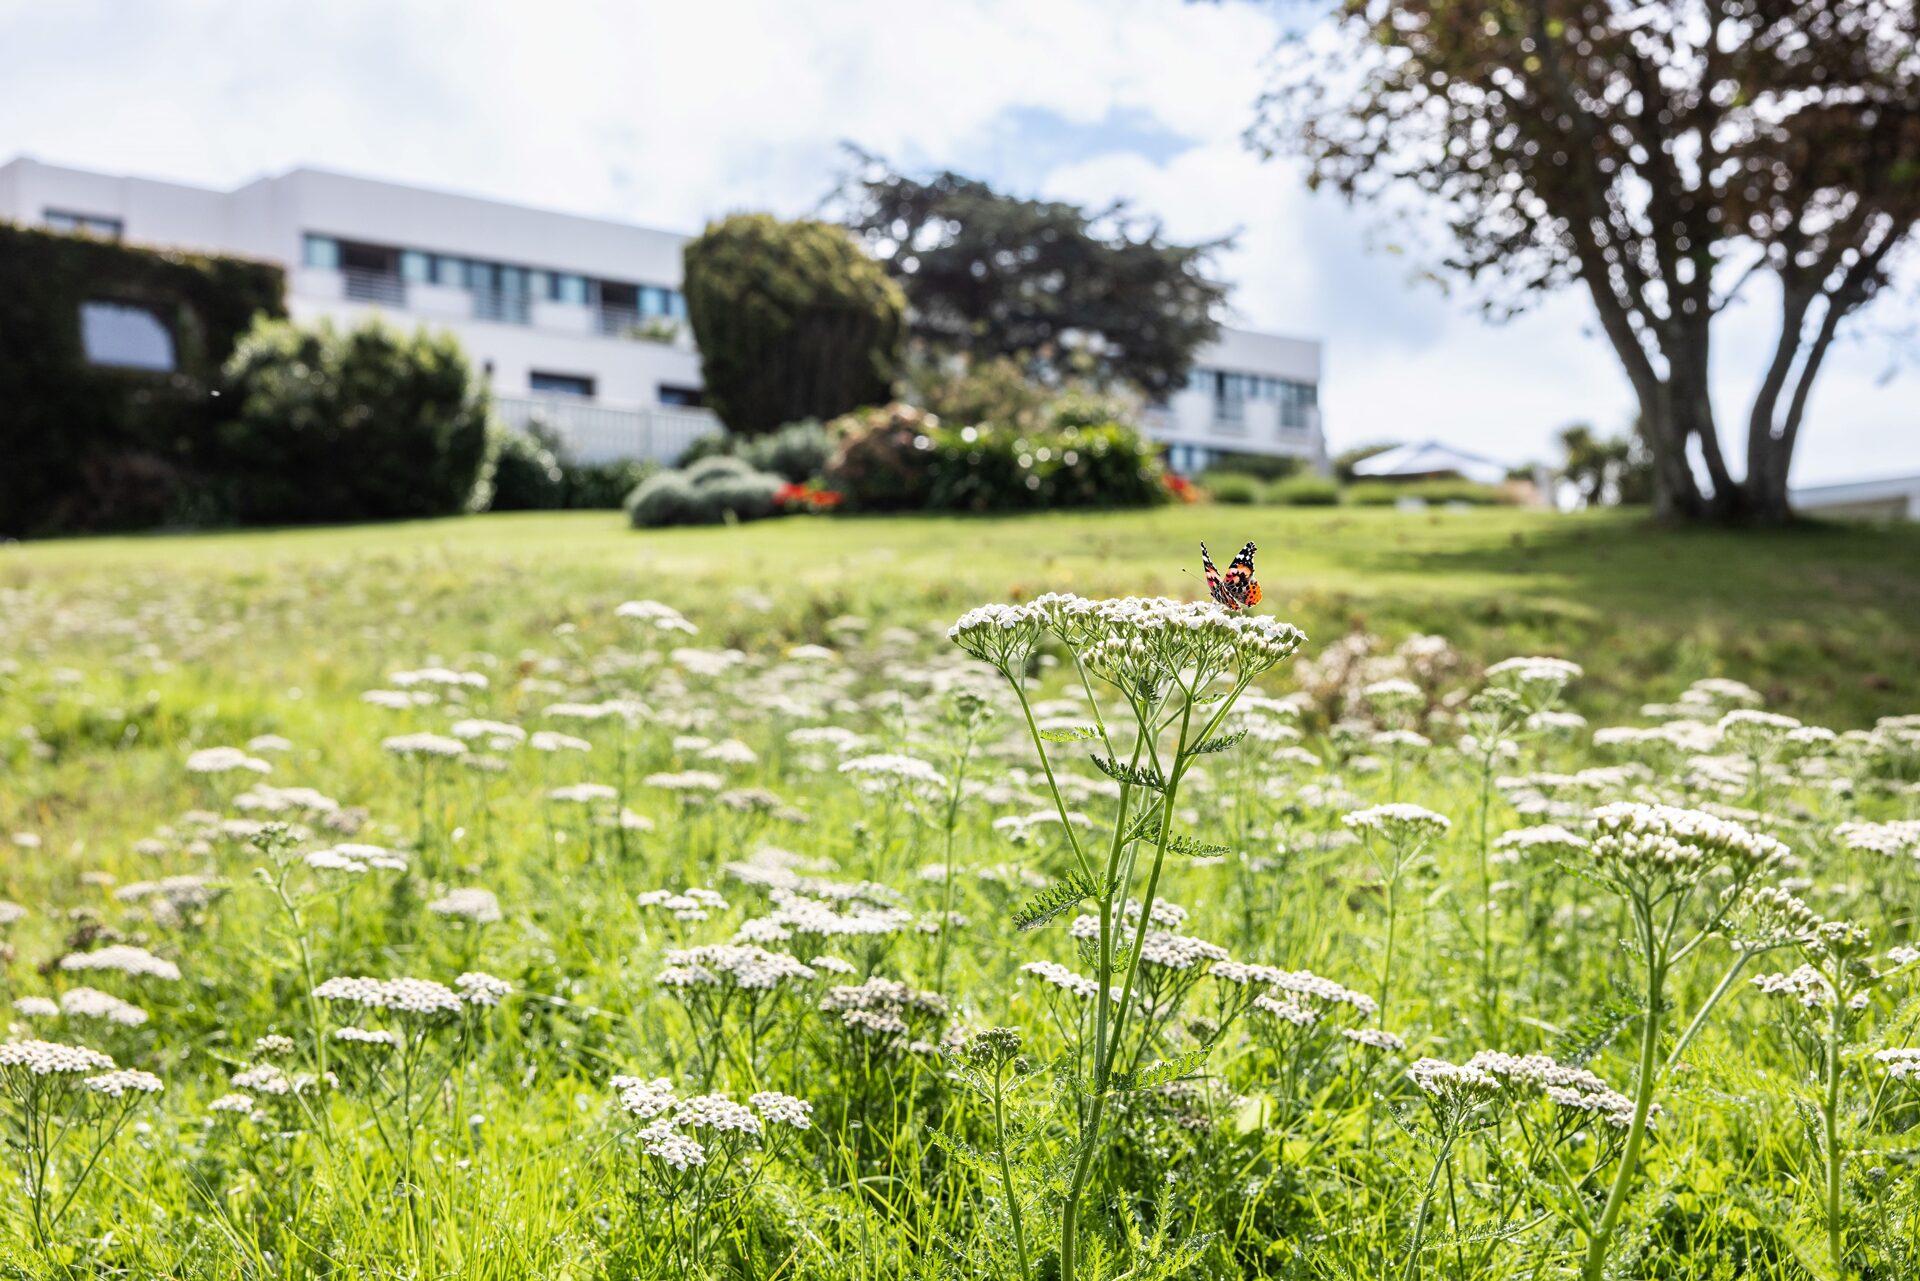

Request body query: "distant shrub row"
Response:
[1204, 471, 1510, 508]
[821, 403, 1168, 514]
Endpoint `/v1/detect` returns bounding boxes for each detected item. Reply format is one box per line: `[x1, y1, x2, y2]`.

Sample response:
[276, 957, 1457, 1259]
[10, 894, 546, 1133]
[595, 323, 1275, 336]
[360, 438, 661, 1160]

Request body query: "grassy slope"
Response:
[8, 506, 1919, 725]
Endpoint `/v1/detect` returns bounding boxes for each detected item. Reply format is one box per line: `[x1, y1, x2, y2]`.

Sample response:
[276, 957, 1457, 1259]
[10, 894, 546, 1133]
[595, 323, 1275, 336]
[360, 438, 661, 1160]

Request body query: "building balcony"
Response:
[341, 269, 407, 307]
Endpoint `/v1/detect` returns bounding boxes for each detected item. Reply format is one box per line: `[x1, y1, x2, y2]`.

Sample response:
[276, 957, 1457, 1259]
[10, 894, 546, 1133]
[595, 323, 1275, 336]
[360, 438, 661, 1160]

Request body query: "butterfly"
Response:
[1201, 541, 1262, 611]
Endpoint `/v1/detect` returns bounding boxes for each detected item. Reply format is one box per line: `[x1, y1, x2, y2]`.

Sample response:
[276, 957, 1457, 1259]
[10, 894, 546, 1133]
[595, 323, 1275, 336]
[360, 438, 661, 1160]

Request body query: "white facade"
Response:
[1, 155, 1326, 470]
[1790, 474, 1920, 521]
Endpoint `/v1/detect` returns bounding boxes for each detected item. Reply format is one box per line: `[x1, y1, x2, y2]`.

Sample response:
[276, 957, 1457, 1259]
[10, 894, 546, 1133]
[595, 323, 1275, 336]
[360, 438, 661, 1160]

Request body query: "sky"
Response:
[2, 0, 1912, 484]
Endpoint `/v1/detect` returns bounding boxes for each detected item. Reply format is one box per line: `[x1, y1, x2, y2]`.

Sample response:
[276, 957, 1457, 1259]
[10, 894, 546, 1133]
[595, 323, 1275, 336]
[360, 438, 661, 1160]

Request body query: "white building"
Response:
[1, 156, 1327, 471]
[1790, 473, 1920, 521]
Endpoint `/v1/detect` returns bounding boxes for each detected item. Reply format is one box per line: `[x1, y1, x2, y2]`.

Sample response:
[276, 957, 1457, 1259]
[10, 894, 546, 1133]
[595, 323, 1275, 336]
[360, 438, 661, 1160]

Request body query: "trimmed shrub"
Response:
[219, 316, 491, 524]
[1268, 474, 1342, 506]
[1205, 472, 1262, 505]
[0, 223, 286, 535]
[740, 419, 834, 483]
[565, 458, 656, 510]
[682, 214, 905, 436]
[486, 425, 567, 511]
[822, 404, 939, 512]
[626, 455, 783, 528]
[678, 431, 735, 468]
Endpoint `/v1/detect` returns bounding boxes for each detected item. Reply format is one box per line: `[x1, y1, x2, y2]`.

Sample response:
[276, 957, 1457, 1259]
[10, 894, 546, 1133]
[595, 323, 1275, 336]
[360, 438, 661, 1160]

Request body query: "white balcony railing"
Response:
[471, 289, 532, 326]
[495, 394, 719, 465]
[342, 269, 407, 307]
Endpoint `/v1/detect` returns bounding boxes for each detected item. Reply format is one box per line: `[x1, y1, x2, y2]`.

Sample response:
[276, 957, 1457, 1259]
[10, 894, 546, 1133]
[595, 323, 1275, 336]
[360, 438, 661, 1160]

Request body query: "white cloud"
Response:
[2, 0, 1911, 483]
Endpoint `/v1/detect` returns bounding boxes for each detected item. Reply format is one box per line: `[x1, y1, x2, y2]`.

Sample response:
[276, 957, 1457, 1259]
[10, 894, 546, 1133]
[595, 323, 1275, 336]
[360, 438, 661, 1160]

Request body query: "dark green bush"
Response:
[626, 456, 783, 528]
[220, 316, 491, 524]
[565, 458, 656, 510]
[678, 432, 735, 467]
[1268, 474, 1342, 506]
[683, 214, 905, 436]
[740, 419, 833, 483]
[0, 222, 286, 535]
[1205, 472, 1262, 505]
[486, 425, 567, 511]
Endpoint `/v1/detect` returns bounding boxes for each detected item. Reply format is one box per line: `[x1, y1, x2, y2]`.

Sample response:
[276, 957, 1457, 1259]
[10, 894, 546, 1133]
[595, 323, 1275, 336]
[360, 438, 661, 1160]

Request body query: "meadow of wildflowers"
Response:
[2, 508, 1920, 1279]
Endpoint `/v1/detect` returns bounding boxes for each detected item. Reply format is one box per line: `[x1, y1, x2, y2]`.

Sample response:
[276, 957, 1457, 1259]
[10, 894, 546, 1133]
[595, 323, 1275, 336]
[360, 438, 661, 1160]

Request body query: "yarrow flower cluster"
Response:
[1342, 803, 1451, 844]
[1588, 802, 1787, 885]
[314, 972, 510, 1018]
[609, 1075, 812, 1172]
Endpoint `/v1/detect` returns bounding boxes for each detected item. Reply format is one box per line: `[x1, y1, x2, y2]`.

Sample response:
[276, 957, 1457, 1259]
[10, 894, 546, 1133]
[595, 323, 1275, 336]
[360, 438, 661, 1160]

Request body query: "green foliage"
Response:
[485, 423, 568, 512]
[565, 458, 657, 510]
[682, 213, 905, 436]
[740, 420, 835, 483]
[1268, 474, 1342, 506]
[626, 454, 783, 528]
[1205, 473, 1262, 505]
[821, 403, 940, 512]
[1013, 873, 1101, 932]
[483, 421, 657, 512]
[1560, 421, 1655, 508]
[0, 222, 286, 535]
[219, 315, 492, 524]
[1201, 451, 1305, 483]
[839, 157, 1228, 398]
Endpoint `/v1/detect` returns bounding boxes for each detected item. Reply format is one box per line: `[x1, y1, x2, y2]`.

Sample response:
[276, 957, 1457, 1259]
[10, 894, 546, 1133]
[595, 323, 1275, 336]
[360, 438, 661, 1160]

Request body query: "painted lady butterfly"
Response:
[1201, 541, 1261, 611]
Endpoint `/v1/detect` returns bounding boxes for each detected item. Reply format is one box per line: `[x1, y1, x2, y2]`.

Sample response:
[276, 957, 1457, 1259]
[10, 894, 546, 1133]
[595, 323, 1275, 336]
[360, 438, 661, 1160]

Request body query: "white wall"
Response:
[271, 168, 688, 285]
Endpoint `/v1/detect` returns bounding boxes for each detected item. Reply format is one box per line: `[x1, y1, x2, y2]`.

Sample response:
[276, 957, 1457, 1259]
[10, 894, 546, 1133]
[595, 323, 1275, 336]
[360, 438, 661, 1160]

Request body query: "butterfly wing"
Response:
[1201, 542, 1229, 607]
[1221, 541, 1259, 610]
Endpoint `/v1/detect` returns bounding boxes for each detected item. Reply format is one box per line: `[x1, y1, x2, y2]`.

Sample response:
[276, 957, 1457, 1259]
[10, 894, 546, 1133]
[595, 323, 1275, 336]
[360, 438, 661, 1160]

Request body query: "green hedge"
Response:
[1347, 479, 1510, 507]
[822, 403, 1168, 513]
[0, 222, 286, 535]
[218, 316, 492, 524]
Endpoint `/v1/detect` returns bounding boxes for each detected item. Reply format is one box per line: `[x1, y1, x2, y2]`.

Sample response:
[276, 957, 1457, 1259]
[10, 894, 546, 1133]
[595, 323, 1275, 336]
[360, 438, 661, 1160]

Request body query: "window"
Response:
[658, 384, 703, 408]
[554, 273, 587, 305]
[80, 301, 175, 371]
[303, 234, 340, 270]
[400, 250, 432, 283]
[46, 209, 123, 239]
[500, 266, 530, 296]
[530, 371, 595, 398]
[434, 254, 465, 287]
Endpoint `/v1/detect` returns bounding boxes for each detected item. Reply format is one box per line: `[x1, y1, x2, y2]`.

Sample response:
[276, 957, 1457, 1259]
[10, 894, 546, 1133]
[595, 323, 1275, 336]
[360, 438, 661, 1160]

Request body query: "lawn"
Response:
[2, 506, 1919, 1280]
[9, 505, 1919, 723]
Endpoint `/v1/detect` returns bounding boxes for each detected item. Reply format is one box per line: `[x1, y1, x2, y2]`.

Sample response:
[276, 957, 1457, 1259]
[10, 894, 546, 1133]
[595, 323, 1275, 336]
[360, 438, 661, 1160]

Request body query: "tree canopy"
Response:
[1265, 1, 1920, 523]
[835, 158, 1230, 399]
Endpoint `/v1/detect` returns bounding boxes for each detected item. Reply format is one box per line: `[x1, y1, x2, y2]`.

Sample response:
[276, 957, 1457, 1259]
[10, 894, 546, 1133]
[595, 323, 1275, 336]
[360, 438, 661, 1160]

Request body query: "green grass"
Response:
[10, 506, 1919, 723]
[2, 506, 1918, 1279]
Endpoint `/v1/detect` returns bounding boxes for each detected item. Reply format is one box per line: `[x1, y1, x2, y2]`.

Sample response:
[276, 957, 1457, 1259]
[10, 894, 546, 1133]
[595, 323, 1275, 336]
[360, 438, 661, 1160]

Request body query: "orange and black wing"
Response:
[1202, 541, 1260, 610]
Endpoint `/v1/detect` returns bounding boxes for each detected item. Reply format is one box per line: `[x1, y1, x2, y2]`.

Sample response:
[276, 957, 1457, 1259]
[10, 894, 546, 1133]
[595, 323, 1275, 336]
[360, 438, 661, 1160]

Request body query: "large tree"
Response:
[836, 157, 1229, 399]
[1265, 1, 1920, 523]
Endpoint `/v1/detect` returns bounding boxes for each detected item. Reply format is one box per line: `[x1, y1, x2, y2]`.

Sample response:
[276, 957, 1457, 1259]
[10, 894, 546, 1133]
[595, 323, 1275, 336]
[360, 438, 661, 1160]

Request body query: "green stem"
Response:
[992, 1069, 1032, 1281]
[1581, 953, 1665, 1281]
